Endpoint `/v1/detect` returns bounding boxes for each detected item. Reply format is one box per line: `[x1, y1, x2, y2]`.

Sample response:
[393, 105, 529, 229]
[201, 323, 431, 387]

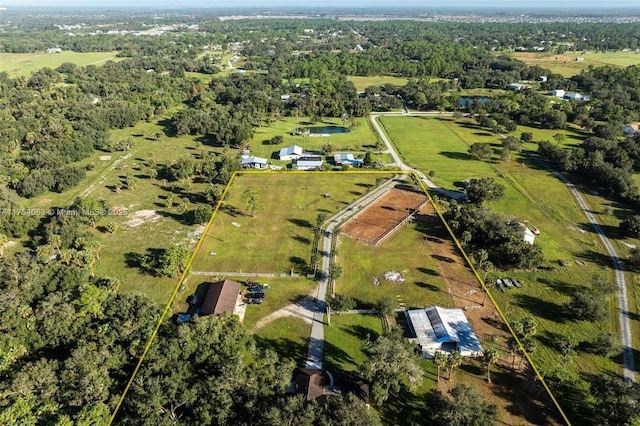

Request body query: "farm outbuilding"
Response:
[405, 306, 483, 358]
[279, 145, 304, 160]
[241, 156, 268, 169]
[294, 157, 323, 170]
[333, 153, 363, 167]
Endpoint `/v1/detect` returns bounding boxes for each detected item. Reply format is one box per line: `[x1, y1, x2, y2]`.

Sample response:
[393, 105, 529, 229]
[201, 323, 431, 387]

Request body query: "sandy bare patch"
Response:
[125, 210, 162, 228]
[623, 241, 637, 249]
[188, 225, 206, 244]
[232, 222, 241, 227]
[99, 155, 112, 160]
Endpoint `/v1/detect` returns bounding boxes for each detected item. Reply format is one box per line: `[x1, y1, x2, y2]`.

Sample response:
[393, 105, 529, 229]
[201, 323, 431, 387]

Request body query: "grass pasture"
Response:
[0, 51, 121, 77]
[346, 75, 409, 91]
[512, 51, 640, 77]
[380, 113, 628, 421]
[190, 172, 397, 275]
[23, 116, 218, 304]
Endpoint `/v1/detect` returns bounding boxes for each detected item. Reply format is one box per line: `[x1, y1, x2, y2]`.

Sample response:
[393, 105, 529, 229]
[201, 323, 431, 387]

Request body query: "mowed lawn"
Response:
[254, 316, 311, 367]
[337, 218, 453, 309]
[0, 51, 121, 77]
[191, 172, 396, 275]
[323, 313, 384, 382]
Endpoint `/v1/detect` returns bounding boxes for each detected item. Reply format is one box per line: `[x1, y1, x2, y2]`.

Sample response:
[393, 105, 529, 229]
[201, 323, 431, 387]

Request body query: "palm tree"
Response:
[433, 351, 447, 382]
[483, 348, 500, 383]
[446, 350, 462, 381]
[508, 336, 520, 370]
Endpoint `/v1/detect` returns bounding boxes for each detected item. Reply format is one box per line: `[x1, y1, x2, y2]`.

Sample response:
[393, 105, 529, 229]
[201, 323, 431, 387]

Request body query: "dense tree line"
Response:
[537, 135, 640, 202]
[445, 205, 544, 269]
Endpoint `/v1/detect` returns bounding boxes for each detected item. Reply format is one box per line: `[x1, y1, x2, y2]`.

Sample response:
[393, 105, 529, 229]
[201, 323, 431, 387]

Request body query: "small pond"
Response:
[296, 126, 350, 135]
[460, 97, 489, 108]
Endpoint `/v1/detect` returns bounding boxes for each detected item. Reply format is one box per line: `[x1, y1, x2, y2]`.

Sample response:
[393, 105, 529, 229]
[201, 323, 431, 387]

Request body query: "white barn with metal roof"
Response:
[279, 145, 304, 160]
[405, 306, 483, 358]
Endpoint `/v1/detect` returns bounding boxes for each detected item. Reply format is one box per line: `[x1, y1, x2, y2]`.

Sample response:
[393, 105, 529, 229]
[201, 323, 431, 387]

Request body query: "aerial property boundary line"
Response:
[414, 172, 572, 426]
[109, 169, 570, 425]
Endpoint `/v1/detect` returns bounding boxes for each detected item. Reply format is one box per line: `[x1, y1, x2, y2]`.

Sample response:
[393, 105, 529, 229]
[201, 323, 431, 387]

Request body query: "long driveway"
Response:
[305, 177, 402, 369]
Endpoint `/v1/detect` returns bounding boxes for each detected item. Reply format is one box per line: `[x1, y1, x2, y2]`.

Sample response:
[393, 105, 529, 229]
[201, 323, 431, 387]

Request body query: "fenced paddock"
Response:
[340, 187, 428, 245]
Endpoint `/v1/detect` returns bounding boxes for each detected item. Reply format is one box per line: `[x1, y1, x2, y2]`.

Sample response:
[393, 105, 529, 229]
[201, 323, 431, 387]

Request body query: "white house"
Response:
[563, 92, 588, 101]
[538, 76, 548, 83]
[241, 156, 268, 169]
[294, 157, 323, 171]
[550, 89, 565, 98]
[506, 83, 525, 91]
[46, 47, 62, 53]
[333, 153, 364, 167]
[279, 145, 303, 161]
[405, 306, 483, 359]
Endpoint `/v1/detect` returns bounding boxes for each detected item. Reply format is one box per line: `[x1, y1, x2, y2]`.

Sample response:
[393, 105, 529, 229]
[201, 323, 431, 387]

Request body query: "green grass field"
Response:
[0, 51, 121, 77]
[337, 221, 453, 309]
[323, 313, 384, 381]
[190, 172, 397, 275]
[346, 75, 409, 91]
[381, 114, 625, 389]
[512, 50, 640, 77]
[20, 115, 217, 304]
[254, 316, 311, 367]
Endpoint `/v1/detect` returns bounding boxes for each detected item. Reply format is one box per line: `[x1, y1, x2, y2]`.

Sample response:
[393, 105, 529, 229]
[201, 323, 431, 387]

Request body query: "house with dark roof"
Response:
[197, 279, 241, 316]
[293, 368, 327, 401]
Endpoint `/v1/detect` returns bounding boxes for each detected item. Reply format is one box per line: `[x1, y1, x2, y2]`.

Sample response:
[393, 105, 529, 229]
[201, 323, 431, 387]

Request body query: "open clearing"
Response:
[512, 51, 640, 77]
[190, 172, 396, 275]
[346, 75, 409, 91]
[0, 51, 121, 77]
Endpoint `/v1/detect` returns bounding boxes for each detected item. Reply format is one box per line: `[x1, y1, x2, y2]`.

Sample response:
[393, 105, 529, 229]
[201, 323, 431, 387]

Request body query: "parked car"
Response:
[245, 298, 264, 305]
[246, 292, 265, 299]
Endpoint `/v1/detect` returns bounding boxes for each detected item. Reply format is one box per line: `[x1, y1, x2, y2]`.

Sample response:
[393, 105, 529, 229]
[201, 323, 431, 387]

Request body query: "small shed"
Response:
[506, 83, 524, 91]
[550, 89, 565, 98]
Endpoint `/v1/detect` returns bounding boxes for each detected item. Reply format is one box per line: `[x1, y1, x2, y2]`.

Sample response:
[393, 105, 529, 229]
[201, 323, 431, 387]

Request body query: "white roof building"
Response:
[294, 157, 323, 171]
[550, 89, 565, 98]
[405, 306, 483, 358]
[279, 145, 303, 161]
[241, 156, 268, 169]
[334, 153, 364, 167]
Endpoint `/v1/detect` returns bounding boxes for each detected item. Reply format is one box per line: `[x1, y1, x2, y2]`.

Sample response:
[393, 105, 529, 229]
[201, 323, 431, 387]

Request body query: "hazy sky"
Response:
[3, 0, 640, 8]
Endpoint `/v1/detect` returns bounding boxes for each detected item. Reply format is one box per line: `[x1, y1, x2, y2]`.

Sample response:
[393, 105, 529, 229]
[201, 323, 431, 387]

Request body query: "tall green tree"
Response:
[361, 330, 423, 405]
[242, 186, 262, 217]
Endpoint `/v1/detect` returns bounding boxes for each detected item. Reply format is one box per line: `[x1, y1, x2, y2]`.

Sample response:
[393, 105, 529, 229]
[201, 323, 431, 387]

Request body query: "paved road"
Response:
[304, 177, 401, 369]
[523, 151, 636, 382]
